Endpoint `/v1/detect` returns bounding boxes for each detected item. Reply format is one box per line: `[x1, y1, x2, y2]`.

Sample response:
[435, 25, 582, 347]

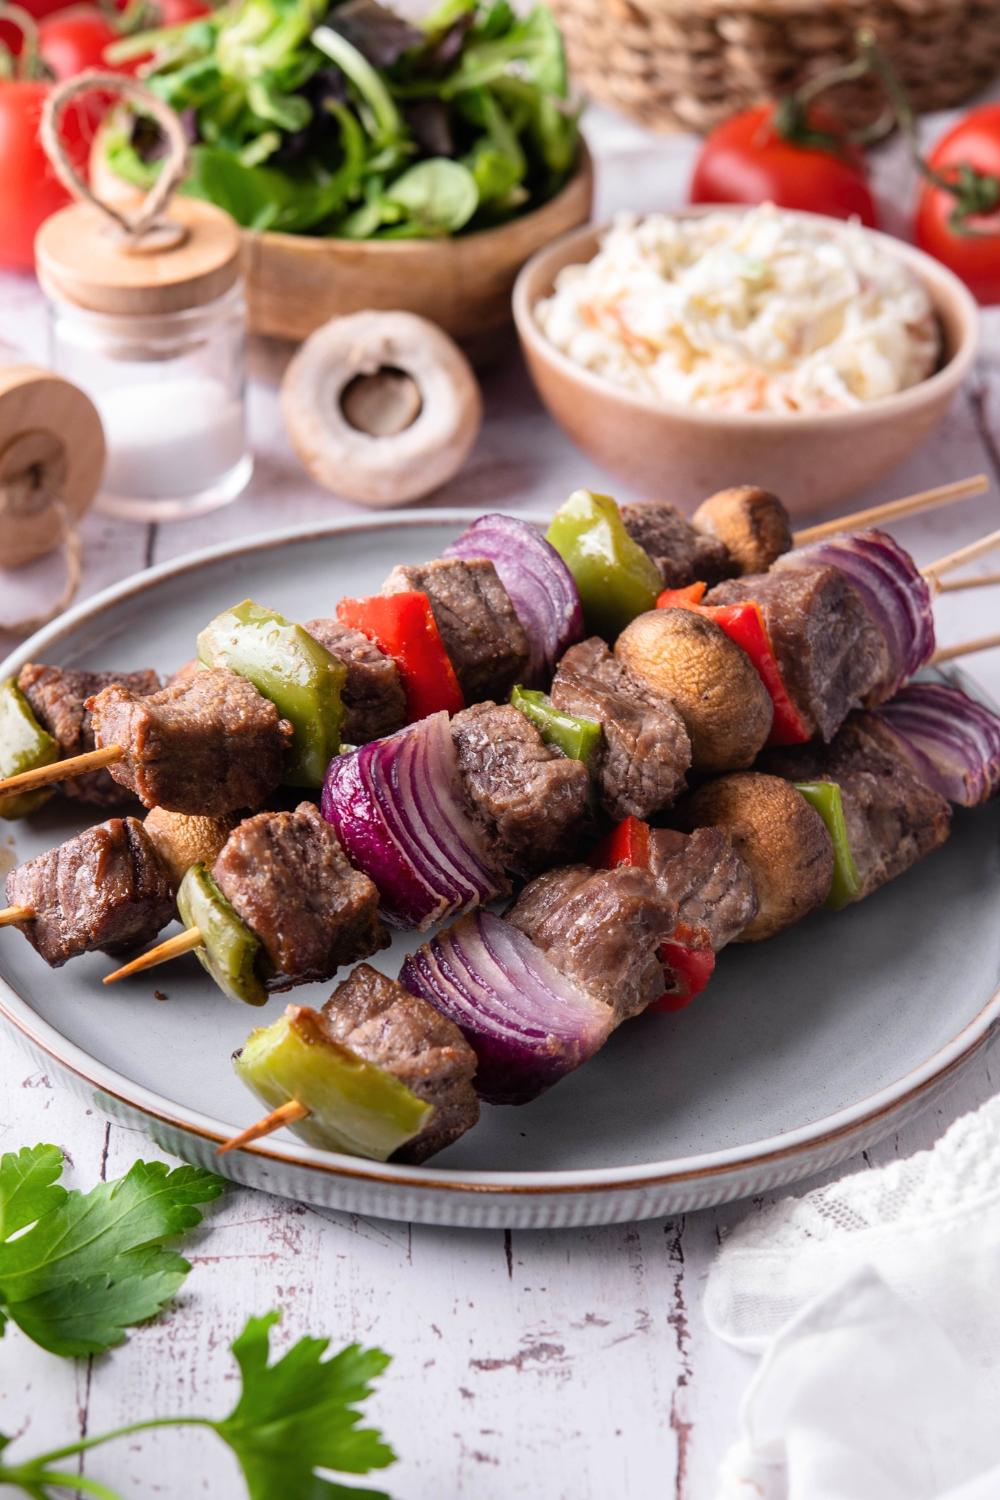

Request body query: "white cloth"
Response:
[706, 1092, 1000, 1499]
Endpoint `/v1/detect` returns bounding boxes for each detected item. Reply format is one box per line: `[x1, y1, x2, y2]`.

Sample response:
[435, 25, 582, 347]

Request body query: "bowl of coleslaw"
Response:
[513, 205, 978, 515]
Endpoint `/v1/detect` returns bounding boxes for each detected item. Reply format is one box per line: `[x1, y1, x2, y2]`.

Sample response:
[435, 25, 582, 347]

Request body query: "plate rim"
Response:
[2, 510, 998, 1199]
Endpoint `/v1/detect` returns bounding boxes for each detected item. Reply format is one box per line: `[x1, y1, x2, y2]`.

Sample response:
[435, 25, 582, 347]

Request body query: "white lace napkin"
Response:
[705, 1092, 1000, 1499]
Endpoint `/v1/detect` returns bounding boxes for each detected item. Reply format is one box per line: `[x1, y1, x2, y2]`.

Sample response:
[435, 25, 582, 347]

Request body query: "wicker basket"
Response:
[551, 0, 1000, 135]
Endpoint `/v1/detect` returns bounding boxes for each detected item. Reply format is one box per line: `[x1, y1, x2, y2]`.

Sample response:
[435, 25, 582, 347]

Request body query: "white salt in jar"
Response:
[35, 78, 252, 521]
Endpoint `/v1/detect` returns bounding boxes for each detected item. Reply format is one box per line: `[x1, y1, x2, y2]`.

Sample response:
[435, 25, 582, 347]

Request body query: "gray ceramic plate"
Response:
[2, 513, 999, 1228]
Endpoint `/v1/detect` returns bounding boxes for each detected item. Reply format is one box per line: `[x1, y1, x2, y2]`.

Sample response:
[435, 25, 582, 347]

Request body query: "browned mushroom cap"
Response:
[615, 608, 773, 774]
[691, 487, 793, 575]
[143, 807, 241, 889]
[675, 773, 833, 941]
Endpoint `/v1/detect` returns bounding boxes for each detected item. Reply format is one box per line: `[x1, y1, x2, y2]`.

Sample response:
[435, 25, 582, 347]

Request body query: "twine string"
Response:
[40, 72, 190, 241]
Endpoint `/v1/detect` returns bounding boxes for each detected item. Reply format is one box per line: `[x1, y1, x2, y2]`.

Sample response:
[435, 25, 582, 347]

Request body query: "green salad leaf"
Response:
[0, 1147, 225, 1357]
[103, 0, 580, 239]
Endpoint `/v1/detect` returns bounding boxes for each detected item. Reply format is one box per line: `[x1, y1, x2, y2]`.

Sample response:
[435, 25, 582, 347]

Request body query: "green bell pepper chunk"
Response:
[197, 600, 346, 787]
[511, 685, 601, 766]
[795, 781, 863, 911]
[0, 678, 60, 820]
[234, 1006, 432, 1161]
[177, 861, 268, 1006]
[545, 490, 663, 641]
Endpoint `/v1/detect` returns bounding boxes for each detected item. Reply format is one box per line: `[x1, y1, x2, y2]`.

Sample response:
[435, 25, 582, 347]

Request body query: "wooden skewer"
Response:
[935, 570, 1000, 594]
[103, 926, 204, 983]
[930, 633, 1000, 665]
[0, 905, 32, 927]
[922, 528, 1000, 584]
[0, 744, 121, 800]
[792, 475, 990, 547]
[216, 1099, 310, 1156]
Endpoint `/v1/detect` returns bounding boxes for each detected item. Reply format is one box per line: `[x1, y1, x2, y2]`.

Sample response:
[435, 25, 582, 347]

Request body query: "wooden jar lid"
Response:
[35, 198, 242, 317]
[0, 364, 105, 568]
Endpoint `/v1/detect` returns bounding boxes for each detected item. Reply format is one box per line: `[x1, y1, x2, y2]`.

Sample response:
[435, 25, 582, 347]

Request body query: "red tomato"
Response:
[157, 0, 211, 20]
[689, 104, 878, 228]
[37, 5, 121, 77]
[0, 80, 91, 272]
[915, 104, 1000, 305]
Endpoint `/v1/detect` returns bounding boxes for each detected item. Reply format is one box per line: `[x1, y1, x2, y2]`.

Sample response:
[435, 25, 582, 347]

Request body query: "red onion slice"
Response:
[443, 513, 585, 688]
[872, 680, 1000, 806]
[400, 911, 613, 1105]
[322, 714, 507, 930]
[774, 529, 934, 700]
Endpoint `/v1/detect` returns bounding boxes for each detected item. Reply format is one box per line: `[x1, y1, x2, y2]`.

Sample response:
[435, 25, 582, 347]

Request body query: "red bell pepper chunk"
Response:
[655, 581, 707, 608]
[655, 590, 809, 746]
[648, 922, 716, 1012]
[588, 814, 651, 870]
[337, 592, 464, 723]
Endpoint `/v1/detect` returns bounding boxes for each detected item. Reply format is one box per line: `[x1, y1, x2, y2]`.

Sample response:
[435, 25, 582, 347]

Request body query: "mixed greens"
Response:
[104, 0, 580, 237]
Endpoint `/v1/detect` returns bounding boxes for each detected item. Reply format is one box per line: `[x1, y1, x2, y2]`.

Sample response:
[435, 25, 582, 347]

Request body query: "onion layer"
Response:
[775, 528, 934, 701]
[444, 513, 584, 688]
[400, 910, 613, 1105]
[872, 680, 1000, 806]
[321, 712, 507, 929]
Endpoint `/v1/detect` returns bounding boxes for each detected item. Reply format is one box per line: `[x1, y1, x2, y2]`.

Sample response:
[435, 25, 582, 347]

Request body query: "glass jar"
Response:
[49, 280, 251, 522]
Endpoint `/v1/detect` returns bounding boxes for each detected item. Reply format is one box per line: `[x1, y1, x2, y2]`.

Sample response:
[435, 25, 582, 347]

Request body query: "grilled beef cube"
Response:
[381, 557, 530, 704]
[705, 566, 888, 742]
[6, 816, 175, 967]
[89, 668, 292, 815]
[550, 638, 690, 822]
[619, 500, 734, 589]
[304, 619, 407, 744]
[320, 963, 479, 1162]
[506, 863, 677, 1026]
[212, 802, 388, 992]
[18, 663, 161, 807]
[450, 701, 589, 877]
[759, 714, 951, 901]
[648, 826, 758, 950]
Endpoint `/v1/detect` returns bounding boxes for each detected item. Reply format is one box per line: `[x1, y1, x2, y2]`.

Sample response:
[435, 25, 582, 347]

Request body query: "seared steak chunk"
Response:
[6, 816, 175, 966]
[705, 567, 887, 742]
[381, 557, 529, 704]
[18, 663, 161, 807]
[321, 963, 479, 1162]
[550, 638, 690, 822]
[759, 714, 951, 901]
[619, 500, 733, 589]
[648, 826, 757, 950]
[506, 863, 677, 1025]
[450, 701, 589, 877]
[305, 619, 407, 744]
[212, 802, 388, 991]
[89, 668, 291, 815]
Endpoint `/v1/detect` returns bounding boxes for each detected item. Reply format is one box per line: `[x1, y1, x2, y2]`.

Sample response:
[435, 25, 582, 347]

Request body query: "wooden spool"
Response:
[0, 363, 105, 569]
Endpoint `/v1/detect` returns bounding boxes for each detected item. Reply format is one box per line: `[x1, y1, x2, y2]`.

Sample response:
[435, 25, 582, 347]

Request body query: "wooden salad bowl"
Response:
[242, 142, 593, 355]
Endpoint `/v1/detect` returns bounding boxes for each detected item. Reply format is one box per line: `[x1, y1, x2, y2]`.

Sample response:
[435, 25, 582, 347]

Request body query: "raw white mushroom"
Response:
[280, 310, 483, 506]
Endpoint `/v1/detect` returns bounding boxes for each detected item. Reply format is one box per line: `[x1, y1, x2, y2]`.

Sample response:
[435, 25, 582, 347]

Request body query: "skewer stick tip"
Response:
[0, 744, 122, 801]
[0, 905, 32, 928]
[103, 925, 204, 984]
[792, 475, 989, 548]
[216, 1099, 310, 1155]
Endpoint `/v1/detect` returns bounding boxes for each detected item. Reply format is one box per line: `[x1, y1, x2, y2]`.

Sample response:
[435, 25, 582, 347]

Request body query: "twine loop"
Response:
[40, 73, 191, 243]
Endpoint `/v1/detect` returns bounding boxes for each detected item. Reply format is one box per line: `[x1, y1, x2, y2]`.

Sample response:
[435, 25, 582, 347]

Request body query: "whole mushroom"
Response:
[615, 608, 772, 773]
[281, 310, 483, 507]
[675, 772, 834, 942]
[691, 486, 793, 576]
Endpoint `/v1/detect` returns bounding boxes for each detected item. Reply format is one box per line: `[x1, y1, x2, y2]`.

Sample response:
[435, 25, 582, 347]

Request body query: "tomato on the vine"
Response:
[37, 5, 121, 77]
[915, 104, 1000, 305]
[0, 80, 92, 271]
[689, 104, 878, 228]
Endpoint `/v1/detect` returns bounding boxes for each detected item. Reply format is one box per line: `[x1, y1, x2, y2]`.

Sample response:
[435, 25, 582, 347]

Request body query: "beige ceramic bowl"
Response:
[513, 209, 980, 516]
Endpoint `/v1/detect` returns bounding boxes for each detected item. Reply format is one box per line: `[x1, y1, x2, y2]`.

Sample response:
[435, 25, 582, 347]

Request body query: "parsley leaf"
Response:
[0, 1149, 225, 1357]
[213, 1312, 395, 1499]
[0, 1311, 396, 1500]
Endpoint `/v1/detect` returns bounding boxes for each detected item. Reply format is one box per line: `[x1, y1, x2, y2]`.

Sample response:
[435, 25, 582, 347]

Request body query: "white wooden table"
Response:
[3, 102, 1000, 1500]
